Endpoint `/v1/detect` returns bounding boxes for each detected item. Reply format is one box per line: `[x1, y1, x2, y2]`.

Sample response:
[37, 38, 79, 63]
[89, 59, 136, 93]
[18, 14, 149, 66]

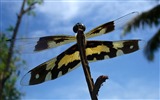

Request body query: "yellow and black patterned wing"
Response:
[21, 39, 142, 85]
[86, 12, 138, 39]
[34, 35, 76, 52]
[9, 35, 76, 53]
[86, 40, 142, 61]
[21, 43, 81, 85]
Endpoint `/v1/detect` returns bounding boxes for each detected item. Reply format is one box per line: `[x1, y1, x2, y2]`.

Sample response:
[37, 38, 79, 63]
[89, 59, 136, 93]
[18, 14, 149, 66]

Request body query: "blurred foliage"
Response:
[0, 34, 24, 100]
[6, 25, 14, 32]
[122, 4, 160, 61]
[27, 0, 43, 16]
[145, 29, 160, 60]
[2, 75, 23, 100]
[27, 0, 43, 5]
[0, 0, 44, 99]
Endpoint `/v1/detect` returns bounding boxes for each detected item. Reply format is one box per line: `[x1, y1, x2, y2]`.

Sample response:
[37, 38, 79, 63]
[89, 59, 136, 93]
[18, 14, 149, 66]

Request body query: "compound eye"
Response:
[73, 23, 86, 33]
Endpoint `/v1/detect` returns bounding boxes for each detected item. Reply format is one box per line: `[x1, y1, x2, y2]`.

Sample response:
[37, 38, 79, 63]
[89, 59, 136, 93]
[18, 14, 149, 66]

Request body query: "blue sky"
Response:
[1, 0, 159, 99]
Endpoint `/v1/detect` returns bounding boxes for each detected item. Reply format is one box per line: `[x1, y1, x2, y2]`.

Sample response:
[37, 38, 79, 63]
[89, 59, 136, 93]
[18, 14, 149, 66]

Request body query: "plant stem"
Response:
[74, 23, 98, 100]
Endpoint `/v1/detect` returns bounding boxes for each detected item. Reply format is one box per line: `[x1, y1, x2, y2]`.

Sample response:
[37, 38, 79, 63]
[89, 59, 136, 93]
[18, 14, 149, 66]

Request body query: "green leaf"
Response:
[27, 10, 36, 16]
[27, 0, 43, 6]
[0, 33, 24, 99]
[35, 0, 43, 5]
[27, 0, 33, 5]
[6, 25, 14, 32]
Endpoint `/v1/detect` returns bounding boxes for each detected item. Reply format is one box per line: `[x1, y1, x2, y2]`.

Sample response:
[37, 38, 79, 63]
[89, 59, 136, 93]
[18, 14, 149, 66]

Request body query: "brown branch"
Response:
[74, 23, 97, 100]
[0, 0, 26, 98]
[23, 1, 37, 14]
[5, 0, 38, 81]
[0, 0, 39, 98]
[93, 75, 108, 97]
[73, 23, 109, 100]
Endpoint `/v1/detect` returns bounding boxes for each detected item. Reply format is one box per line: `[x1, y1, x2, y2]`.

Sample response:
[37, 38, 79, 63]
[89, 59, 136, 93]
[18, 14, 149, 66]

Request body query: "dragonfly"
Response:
[12, 12, 142, 85]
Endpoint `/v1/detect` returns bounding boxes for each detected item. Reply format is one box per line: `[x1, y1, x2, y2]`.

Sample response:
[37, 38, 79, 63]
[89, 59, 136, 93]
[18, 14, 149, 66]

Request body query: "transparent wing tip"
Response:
[138, 39, 146, 49]
[20, 72, 31, 86]
[131, 11, 139, 14]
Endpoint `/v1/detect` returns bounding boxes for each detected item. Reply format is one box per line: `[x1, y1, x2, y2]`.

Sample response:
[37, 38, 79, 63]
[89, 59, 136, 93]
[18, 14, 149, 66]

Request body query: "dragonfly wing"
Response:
[21, 43, 81, 85]
[86, 39, 142, 61]
[21, 39, 143, 85]
[86, 12, 138, 39]
[8, 35, 76, 53]
[34, 35, 76, 52]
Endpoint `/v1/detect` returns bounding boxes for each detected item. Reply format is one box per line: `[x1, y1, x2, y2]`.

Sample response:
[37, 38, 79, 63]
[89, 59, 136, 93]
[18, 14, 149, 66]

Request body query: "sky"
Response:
[1, 0, 160, 99]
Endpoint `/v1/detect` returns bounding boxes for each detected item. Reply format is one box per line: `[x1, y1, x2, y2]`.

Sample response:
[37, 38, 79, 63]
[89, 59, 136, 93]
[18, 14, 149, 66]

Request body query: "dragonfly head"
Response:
[73, 23, 86, 33]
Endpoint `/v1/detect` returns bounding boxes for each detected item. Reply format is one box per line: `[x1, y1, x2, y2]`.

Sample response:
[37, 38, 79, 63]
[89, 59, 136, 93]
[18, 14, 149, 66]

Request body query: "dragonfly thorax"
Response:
[73, 23, 86, 33]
